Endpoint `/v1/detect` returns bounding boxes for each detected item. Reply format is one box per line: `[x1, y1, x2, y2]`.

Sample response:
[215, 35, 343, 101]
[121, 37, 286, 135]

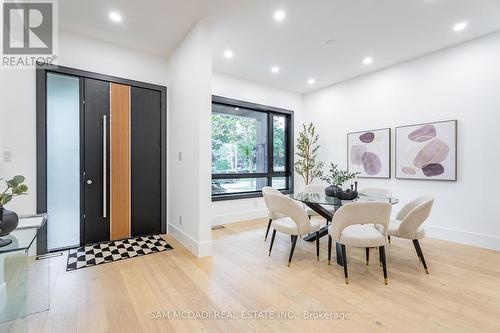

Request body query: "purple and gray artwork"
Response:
[348, 128, 390, 178]
[396, 121, 457, 181]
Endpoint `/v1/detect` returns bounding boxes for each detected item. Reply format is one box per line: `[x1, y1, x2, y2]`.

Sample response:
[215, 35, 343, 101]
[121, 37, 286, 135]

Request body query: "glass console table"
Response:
[0, 214, 49, 332]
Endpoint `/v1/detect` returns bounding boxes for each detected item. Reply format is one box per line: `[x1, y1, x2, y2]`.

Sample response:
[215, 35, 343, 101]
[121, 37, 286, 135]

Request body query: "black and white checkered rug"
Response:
[66, 235, 173, 271]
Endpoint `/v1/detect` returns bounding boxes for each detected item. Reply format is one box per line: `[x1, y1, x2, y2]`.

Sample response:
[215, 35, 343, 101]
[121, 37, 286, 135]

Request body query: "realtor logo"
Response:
[1, 0, 58, 68]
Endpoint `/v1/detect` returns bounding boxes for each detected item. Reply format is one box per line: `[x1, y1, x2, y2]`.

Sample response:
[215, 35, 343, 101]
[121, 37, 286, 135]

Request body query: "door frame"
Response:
[36, 65, 167, 249]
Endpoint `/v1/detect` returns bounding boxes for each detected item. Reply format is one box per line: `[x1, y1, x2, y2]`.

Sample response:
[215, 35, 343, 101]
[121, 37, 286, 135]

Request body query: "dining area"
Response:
[205, 90, 500, 330]
[207, 161, 500, 333]
[262, 185, 434, 285]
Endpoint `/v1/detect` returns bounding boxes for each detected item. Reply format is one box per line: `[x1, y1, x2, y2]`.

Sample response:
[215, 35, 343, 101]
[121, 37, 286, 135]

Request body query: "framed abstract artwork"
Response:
[395, 120, 457, 181]
[347, 128, 391, 179]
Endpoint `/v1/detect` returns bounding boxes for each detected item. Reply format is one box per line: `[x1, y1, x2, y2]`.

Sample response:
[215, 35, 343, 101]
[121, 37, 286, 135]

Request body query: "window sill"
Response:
[212, 189, 293, 202]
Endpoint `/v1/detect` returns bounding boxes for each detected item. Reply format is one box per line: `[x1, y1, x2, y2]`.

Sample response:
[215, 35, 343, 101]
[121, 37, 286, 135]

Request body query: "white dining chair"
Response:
[359, 187, 393, 199]
[266, 193, 322, 266]
[328, 201, 392, 284]
[358, 188, 393, 243]
[375, 196, 434, 274]
[262, 187, 286, 241]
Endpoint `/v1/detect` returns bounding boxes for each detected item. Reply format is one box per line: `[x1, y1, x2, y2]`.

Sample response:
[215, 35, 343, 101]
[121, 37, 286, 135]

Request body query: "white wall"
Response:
[0, 30, 169, 214]
[167, 20, 213, 257]
[302, 32, 500, 250]
[0, 69, 36, 214]
[211, 72, 304, 225]
[58, 31, 169, 86]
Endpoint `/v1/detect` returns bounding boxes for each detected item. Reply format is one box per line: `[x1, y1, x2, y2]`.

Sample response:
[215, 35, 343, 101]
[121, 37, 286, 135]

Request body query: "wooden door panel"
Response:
[110, 83, 131, 240]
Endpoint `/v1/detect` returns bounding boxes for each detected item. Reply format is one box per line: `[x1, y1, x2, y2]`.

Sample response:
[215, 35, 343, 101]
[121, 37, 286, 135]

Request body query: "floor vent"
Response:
[211, 224, 225, 231]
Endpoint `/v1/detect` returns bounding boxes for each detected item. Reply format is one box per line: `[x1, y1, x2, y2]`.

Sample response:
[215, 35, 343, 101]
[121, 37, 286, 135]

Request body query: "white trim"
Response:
[425, 225, 500, 251]
[197, 240, 213, 258]
[210, 209, 268, 225]
[168, 223, 213, 257]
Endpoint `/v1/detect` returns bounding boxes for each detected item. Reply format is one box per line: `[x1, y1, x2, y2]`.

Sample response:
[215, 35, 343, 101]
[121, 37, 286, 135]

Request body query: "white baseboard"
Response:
[197, 240, 213, 257]
[211, 209, 268, 225]
[168, 223, 213, 257]
[425, 225, 500, 251]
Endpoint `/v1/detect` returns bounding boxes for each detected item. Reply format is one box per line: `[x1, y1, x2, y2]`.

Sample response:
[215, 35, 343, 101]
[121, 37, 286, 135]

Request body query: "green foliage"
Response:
[321, 163, 359, 187]
[212, 112, 288, 174]
[0, 175, 28, 206]
[211, 113, 258, 173]
[212, 114, 240, 151]
[214, 159, 230, 171]
[273, 117, 286, 170]
[294, 123, 324, 185]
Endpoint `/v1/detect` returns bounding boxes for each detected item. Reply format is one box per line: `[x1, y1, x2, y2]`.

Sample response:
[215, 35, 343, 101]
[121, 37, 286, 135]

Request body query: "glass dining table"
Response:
[290, 191, 399, 266]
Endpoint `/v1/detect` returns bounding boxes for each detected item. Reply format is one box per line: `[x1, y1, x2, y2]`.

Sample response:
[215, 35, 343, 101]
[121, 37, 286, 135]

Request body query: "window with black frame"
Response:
[211, 96, 294, 201]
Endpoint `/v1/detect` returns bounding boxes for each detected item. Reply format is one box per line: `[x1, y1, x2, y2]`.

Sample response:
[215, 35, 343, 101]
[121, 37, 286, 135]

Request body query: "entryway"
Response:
[38, 66, 167, 251]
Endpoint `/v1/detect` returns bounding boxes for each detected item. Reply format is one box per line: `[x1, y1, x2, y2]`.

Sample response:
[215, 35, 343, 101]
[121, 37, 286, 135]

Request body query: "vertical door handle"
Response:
[103, 115, 107, 219]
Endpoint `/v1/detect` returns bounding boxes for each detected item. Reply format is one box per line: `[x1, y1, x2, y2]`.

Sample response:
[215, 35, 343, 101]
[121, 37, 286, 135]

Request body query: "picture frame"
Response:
[347, 128, 391, 179]
[395, 120, 457, 181]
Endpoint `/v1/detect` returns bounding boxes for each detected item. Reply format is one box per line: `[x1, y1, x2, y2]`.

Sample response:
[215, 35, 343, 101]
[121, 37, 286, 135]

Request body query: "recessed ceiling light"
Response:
[271, 66, 280, 73]
[363, 57, 373, 65]
[307, 78, 315, 85]
[109, 11, 122, 23]
[453, 21, 468, 32]
[274, 10, 286, 22]
[224, 50, 234, 59]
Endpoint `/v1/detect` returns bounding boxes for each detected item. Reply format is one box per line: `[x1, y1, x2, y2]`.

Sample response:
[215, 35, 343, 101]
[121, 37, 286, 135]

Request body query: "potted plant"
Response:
[294, 123, 324, 185]
[321, 163, 359, 197]
[0, 175, 28, 246]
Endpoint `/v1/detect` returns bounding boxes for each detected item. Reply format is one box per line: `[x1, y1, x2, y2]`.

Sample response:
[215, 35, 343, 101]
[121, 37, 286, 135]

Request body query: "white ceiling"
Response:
[60, 0, 500, 93]
[59, 0, 210, 56]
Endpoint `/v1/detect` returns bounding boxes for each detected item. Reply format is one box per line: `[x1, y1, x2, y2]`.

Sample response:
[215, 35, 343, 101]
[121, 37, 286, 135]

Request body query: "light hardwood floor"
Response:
[11, 218, 500, 332]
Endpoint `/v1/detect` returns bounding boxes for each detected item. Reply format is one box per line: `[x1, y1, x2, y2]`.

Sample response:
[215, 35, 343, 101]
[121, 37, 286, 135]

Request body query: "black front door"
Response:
[131, 86, 162, 236]
[82, 78, 110, 244]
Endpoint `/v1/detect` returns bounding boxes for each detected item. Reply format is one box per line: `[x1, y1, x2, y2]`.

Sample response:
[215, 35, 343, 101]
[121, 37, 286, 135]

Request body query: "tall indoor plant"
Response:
[0, 175, 28, 244]
[294, 123, 324, 185]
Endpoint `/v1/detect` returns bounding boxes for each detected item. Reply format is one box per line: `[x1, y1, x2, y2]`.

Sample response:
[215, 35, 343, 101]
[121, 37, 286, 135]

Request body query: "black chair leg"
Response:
[288, 235, 298, 267]
[413, 240, 429, 274]
[265, 219, 272, 241]
[412, 239, 422, 262]
[341, 244, 348, 284]
[380, 246, 388, 285]
[327, 235, 332, 265]
[388, 235, 391, 243]
[379, 245, 383, 266]
[315, 232, 320, 261]
[269, 230, 277, 256]
[365, 248, 370, 265]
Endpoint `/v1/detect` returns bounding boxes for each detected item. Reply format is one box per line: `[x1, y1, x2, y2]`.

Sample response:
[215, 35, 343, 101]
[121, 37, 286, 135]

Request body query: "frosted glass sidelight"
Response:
[47, 73, 80, 250]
